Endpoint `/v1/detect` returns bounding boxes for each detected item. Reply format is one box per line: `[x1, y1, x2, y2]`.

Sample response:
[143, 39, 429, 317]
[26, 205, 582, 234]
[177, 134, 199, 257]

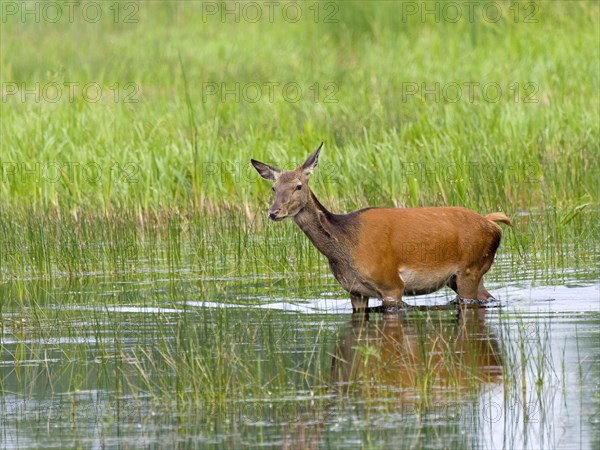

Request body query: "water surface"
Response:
[1, 264, 598, 449]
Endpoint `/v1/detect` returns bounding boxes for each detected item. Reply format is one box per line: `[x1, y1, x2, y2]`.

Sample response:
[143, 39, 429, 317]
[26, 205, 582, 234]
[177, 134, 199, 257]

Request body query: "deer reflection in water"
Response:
[331, 307, 503, 393]
[281, 307, 503, 450]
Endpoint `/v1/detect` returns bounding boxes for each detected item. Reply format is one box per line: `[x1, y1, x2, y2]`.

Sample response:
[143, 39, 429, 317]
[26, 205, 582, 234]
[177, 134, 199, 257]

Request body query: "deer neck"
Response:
[293, 190, 350, 261]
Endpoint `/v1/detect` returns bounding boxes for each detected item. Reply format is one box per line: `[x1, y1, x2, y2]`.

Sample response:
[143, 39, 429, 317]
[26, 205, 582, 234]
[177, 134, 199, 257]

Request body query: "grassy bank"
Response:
[1, 1, 598, 214]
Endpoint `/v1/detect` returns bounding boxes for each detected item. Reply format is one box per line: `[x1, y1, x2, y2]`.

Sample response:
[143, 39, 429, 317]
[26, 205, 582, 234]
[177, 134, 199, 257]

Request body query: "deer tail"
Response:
[486, 212, 513, 227]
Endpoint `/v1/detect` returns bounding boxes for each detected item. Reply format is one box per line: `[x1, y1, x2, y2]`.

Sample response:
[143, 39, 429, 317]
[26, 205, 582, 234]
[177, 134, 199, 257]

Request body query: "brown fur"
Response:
[485, 212, 513, 227]
[252, 144, 512, 312]
[352, 207, 507, 304]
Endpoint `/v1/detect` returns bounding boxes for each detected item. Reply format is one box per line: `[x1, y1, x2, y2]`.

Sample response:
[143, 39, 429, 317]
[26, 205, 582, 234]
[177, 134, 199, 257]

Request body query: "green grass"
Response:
[0, 206, 597, 288]
[1, 1, 598, 214]
[1, 1, 598, 284]
[1, 4, 599, 447]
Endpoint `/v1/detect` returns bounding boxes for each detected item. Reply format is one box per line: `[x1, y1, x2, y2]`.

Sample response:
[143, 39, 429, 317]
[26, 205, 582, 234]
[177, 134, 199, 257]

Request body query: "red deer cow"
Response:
[251, 143, 512, 312]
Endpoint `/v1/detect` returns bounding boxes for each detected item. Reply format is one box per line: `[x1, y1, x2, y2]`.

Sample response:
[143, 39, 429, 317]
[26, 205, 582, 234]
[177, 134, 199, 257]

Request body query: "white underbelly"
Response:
[399, 267, 455, 295]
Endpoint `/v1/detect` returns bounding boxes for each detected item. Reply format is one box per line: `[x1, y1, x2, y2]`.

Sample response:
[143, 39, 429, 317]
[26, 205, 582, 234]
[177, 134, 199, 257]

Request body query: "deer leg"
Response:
[455, 269, 480, 302]
[447, 275, 458, 293]
[446, 275, 463, 304]
[472, 253, 497, 302]
[380, 276, 410, 309]
[477, 279, 495, 301]
[452, 272, 496, 306]
[350, 293, 369, 312]
[382, 299, 410, 310]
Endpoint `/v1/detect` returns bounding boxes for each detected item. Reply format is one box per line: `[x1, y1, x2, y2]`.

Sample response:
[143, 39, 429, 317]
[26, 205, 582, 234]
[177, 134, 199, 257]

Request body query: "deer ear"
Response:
[251, 159, 280, 181]
[302, 142, 323, 175]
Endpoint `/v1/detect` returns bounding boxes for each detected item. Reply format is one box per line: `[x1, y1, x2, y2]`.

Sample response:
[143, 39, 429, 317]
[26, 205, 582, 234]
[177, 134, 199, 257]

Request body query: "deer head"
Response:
[251, 142, 322, 221]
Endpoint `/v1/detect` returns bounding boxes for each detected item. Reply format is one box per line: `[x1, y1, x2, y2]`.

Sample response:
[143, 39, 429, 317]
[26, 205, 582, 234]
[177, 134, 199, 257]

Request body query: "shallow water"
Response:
[1, 265, 598, 449]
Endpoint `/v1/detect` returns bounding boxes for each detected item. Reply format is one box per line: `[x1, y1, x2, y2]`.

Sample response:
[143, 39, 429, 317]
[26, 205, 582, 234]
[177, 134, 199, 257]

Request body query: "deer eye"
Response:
[272, 186, 275, 192]
[296, 185, 302, 191]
